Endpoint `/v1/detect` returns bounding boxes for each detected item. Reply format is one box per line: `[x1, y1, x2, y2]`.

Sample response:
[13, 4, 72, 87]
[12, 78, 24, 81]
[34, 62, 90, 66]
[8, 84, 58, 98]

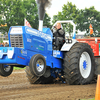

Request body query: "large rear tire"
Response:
[63, 42, 95, 85]
[25, 54, 54, 84]
[26, 66, 54, 84]
[0, 64, 13, 77]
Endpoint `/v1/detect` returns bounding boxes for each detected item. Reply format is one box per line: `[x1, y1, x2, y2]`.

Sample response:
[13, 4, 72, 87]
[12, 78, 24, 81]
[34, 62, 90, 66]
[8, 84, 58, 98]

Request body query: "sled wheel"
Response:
[63, 42, 95, 85]
[0, 64, 13, 77]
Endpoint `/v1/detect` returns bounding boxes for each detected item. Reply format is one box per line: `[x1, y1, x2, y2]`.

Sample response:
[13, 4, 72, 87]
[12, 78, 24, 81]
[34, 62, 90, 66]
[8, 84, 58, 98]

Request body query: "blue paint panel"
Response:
[42, 28, 53, 37]
[0, 47, 17, 64]
[53, 50, 64, 59]
[22, 27, 52, 55]
[52, 57, 63, 69]
[0, 26, 63, 69]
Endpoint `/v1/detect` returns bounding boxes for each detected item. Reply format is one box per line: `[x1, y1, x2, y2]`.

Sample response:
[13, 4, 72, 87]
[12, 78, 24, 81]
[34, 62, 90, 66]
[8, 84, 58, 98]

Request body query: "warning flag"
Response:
[24, 18, 32, 28]
[89, 24, 93, 35]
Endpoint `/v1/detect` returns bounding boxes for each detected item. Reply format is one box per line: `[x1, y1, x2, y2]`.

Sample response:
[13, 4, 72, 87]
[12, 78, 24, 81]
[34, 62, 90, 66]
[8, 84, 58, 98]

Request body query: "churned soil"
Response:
[0, 69, 96, 100]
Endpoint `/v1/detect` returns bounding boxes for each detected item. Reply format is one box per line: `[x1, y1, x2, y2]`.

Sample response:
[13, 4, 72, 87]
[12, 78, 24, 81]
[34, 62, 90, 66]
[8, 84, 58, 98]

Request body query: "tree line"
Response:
[0, 1, 100, 37]
[0, 0, 51, 34]
[52, 2, 100, 37]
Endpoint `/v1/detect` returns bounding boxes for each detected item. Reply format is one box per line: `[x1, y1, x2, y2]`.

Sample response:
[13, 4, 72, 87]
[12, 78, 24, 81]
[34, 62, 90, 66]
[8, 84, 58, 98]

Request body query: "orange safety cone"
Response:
[95, 75, 100, 100]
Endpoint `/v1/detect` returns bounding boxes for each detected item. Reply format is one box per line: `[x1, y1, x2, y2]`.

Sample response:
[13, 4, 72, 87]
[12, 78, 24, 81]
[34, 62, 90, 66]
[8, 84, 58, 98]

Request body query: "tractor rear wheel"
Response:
[25, 54, 54, 84]
[26, 66, 54, 84]
[63, 42, 95, 85]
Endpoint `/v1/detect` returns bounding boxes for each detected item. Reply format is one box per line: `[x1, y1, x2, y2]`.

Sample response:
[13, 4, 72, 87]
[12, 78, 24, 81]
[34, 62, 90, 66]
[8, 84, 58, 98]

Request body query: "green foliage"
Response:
[23, 0, 38, 29]
[0, 40, 3, 43]
[76, 6, 100, 37]
[0, 0, 51, 33]
[52, 15, 58, 25]
[0, 0, 25, 32]
[43, 13, 51, 28]
[52, 2, 79, 36]
[52, 2, 100, 37]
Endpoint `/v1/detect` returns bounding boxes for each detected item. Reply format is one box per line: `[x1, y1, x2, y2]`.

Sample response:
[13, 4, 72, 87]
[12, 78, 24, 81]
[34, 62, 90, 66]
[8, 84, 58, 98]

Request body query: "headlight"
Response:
[7, 48, 14, 59]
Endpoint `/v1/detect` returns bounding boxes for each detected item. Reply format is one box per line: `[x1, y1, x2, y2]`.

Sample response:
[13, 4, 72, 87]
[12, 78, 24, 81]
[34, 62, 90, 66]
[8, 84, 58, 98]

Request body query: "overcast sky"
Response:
[46, 0, 100, 19]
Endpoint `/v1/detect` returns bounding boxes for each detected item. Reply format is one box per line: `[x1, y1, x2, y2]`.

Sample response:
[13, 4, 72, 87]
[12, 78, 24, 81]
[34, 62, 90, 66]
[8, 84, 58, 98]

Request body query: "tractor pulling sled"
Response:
[0, 20, 99, 85]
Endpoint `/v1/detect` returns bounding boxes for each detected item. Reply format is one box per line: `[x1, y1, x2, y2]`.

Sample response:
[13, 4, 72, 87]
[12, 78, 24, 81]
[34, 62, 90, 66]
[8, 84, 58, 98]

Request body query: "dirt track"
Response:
[0, 69, 96, 100]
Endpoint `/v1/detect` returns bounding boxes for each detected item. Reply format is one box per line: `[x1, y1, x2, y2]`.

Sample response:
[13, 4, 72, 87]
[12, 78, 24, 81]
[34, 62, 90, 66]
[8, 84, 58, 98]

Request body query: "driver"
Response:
[53, 23, 65, 50]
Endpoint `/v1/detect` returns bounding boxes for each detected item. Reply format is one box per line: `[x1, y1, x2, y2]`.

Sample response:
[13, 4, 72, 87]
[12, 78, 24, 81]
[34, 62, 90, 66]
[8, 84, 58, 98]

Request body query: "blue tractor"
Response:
[0, 21, 95, 85]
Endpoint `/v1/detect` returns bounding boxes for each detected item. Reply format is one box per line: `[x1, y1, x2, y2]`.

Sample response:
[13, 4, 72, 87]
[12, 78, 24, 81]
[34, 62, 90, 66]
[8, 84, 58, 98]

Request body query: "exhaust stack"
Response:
[39, 20, 43, 31]
[36, 0, 52, 31]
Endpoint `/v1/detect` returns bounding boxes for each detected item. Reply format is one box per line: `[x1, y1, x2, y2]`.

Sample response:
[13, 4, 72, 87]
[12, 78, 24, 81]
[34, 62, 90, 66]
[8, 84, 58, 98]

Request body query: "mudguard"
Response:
[61, 39, 77, 51]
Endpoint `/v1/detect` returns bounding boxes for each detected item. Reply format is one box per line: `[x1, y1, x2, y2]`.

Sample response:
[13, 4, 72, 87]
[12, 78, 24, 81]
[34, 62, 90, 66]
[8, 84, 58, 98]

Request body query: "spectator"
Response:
[2, 42, 5, 47]
[5, 42, 9, 47]
[0, 43, 3, 47]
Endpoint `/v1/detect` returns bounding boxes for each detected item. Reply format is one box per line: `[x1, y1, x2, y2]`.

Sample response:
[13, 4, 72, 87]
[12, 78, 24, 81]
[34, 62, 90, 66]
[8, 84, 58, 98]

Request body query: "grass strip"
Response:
[14, 67, 26, 70]
[81, 98, 94, 100]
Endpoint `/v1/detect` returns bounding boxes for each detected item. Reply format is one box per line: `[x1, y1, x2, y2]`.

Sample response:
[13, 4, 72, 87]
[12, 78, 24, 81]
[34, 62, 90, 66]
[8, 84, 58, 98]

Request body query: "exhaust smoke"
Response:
[37, 0, 52, 31]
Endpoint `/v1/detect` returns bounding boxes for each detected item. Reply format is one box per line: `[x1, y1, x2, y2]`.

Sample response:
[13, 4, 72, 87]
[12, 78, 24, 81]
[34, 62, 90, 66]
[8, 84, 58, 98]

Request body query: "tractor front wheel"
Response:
[26, 54, 54, 84]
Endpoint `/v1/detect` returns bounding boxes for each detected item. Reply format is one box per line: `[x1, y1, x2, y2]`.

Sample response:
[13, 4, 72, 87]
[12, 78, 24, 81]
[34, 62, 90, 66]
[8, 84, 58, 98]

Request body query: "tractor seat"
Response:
[53, 36, 65, 50]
